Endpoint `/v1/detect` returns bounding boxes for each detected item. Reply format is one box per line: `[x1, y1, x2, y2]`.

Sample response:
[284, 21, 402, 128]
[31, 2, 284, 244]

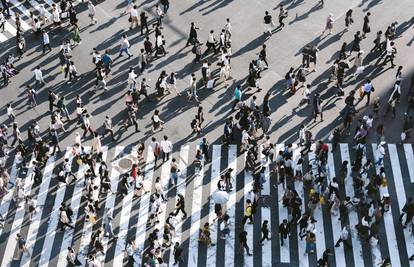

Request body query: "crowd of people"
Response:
[0, 0, 413, 266]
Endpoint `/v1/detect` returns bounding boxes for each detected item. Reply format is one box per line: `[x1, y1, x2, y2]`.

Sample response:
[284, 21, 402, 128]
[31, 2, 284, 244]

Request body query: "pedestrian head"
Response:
[366, 79, 371, 83]
[210, 30, 214, 34]
[163, 135, 168, 140]
[152, 137, 156, 142]
[265, 11, 269, 15]
[367, 12, 371, 16]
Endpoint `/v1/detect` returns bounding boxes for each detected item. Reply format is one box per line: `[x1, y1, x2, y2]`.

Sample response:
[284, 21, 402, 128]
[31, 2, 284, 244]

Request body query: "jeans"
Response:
[170, 172, 178, 185]
[119, 48, 132, 57]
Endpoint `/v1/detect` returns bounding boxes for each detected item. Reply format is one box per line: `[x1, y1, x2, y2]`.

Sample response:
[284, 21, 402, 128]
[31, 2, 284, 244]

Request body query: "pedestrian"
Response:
[42, 30, 52, 54]
[318, 249, 333, 266]
[238, 230, 252, 256]
[361, 12, 371, 39]
[118, 34, 133, 58]
[87, 1, 97, 25]
[155, 4, 164, 27]
[359, 79, 375, 105]
[279, 219, 290, 246]
[220, 214, 231, 240]
[278, 5, 288, 28]
[305, 232, 316, 255]
[263, 11, 274, 35]
[173, 242, 183, 265]
[382, 41, 396, 68]
[344, 9, 353, 31]
[313, 93, 323, 122]
[33, 65, 45, 86]
[186, 22, 199, 47]
[335, 226, 351, 248]
[322, 13, 334, 35]
[232, 85, 242, 110]
[173, 194, 187, 218]
[103, 116, 116, 141]
[259, 220, 271, 245]
[242, 199, 254, 225]
[66, 247, 82, 266]
[169, 158, 179, 185]
[204, 30, 217, 56]
[14, 233, 29, 260]
[129, 5, 139, 30]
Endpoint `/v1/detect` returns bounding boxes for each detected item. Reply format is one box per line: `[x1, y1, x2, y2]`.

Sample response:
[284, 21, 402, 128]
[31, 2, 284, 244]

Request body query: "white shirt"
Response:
[160, 140, 172, 153]
[130, 8, 138, 17]
[208, 33, 215, 43]
[7, 107, 13, 116]
[377, 144, 385, 157]
[34, 69, 43, 80]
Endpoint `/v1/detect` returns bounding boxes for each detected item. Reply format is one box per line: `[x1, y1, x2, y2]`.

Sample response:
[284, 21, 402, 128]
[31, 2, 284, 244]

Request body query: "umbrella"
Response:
[212, 190, 229, 204]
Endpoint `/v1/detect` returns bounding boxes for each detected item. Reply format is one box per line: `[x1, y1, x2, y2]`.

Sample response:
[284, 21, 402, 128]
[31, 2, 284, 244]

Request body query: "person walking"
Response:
[173, 194, 187, 218]
[313, 93, 323, 122]
[263, 11, 274, 35]
[279, 219, 291, 246]
[186, 22, 199, 47]
[335, 226, 351, 248]
[118, 34, 133, 58]
[173, 242, 183, 265]
[42, 30, 52, 53]
[238, 230, 252, 256]
[14, 233, 29, 260]
[232, 85, 242, 110]
[103, 116, 116, 141]
[66, 247, 82, 266]
[259, 220, 271, 245]
[160, 135, 172, 162]
[360, 79, 375, 105]
[361, 12, 371, 39]
[242, 199, 254, 225]
[322, 13, 334, 35]
[278, 4, 288, 28]
[33, 66, 45, 87]
[344, 9, 353, 32]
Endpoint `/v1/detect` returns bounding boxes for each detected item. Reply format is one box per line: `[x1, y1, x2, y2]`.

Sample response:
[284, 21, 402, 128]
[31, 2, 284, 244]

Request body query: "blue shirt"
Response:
[102, 54, 112, 66]
[234, 88, 241, 100]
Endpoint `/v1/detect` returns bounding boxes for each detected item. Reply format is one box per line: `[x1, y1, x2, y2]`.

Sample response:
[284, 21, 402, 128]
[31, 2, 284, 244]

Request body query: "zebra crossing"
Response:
[0, 0, 82, 42]
[0, 143, 414, 266]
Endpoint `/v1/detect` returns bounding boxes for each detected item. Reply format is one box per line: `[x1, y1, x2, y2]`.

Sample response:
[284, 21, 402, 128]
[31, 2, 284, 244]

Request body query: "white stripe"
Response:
[224, 145, 236, 267]
[0, 156, 19, 236]
[403, 144, 414, 184]
[8, 0, 32, 19]
[20, 155, 56, 267]
[168, 145, 189, 266]
[98, 146, 123, 261]
[327, 144, 346, 267]
[372, 144, 401, 266]
[244, 152, 253, 266]
[76, 148, 108, 261]
[339, 144, 365, 267]
[4, 20, 17, 36]
[387, 144, 414, 267]
[308, 147, 326, 260]
[206, 145, 221, 264]
[38, 148, 74, 267]
[55, 147, 92, 266]
[0, 154, 36, 267]
[260, 146, 272, 267]
[28, 0, 52, 17]
[0, 33, 6, 42]
[187, 151, 204, 266]
[277, 144, 290, 263]
[134, 146, 155, 260]
[112, 147, 138, 266]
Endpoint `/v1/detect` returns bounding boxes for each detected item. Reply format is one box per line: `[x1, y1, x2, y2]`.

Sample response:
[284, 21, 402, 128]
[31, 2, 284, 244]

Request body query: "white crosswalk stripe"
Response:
[0, 143, 413, 266]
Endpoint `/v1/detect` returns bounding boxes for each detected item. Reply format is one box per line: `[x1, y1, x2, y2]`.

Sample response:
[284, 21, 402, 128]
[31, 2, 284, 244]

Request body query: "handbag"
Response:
[128, 16, 132, 22]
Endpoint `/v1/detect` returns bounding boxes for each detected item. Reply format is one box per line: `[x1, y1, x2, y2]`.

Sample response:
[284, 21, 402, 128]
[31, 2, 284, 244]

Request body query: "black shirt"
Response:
[264, 15, 272, 24]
